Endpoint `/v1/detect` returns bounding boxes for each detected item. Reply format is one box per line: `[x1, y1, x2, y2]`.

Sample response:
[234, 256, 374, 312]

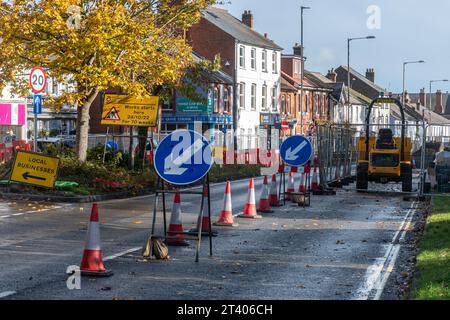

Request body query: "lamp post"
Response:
[347, 36, 375, 123]
[402, 60, 425, 106]
[429, 79, 448, 110]
[299, 6, 310, 134]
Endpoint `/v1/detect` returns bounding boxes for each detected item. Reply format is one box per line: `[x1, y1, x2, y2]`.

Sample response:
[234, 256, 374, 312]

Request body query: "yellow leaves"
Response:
[0, 0, 217, 105]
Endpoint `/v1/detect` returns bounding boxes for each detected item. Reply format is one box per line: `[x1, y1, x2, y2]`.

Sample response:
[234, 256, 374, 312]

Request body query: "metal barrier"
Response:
[419, 123, 450, 197]
[313, 122, 441, 197]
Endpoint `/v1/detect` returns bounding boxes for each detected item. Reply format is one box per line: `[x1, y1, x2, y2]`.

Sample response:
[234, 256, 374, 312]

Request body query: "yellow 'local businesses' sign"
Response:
[101, 94, 159, 127]
[10, 151, 60, 188]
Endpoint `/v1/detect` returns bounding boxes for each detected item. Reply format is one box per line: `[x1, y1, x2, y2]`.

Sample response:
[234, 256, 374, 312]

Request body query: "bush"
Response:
[86, 144, 126, 167]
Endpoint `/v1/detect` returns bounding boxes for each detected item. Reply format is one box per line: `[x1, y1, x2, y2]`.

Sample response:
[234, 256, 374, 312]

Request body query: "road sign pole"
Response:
[33, 113, 38, 152]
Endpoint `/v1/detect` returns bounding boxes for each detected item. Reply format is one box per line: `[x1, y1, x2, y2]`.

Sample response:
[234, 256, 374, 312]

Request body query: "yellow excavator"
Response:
[356, 97, 413, 192]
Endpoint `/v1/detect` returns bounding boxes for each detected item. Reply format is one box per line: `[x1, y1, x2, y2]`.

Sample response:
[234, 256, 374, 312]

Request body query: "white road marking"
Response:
[0, 206, 62, 219]
[103, 247, 142, 262]
[353, 201, 418, 300]
[0, 291, 16, 299]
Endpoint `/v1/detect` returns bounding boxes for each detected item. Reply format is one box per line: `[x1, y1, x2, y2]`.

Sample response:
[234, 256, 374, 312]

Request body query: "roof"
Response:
[405, 92, 449, 113]
[281, 74, 297, 92]
[390, 93, 450, 123]
[192, 52, 233, 85]
[336, 66, 386, 94]
[326, 82, 371, 106]
[203, 7, 283, 51]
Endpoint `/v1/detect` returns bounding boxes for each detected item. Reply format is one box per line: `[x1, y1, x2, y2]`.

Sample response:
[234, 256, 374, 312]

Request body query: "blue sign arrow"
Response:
[154, 130, 213, 185]
[280, 135, 313, 167]
[33, 94, 42, 115]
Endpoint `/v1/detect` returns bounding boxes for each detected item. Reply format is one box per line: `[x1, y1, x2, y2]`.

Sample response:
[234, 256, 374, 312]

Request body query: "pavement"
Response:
[0, 175, 426, 300]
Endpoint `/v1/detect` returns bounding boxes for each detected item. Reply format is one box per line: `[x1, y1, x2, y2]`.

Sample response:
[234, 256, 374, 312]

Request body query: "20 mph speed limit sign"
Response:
[29, 67, 47, 94]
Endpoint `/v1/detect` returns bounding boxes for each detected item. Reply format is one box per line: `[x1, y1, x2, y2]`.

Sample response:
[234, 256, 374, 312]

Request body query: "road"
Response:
[0, 176, 424, 300]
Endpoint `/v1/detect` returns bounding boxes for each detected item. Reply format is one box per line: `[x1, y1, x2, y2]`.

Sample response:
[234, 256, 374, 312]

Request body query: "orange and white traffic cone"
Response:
[188, 185, 218, 237]
[80, 204, 113, 277]
[258, 176, 273, 213]
[239, 178, 262, 219]
[299, 172, 306, 193]
[311, 164, 319, 192]
[286, 172, 295, 201]
[214, 181, 239, 227]
[269, 174, 280, 207]
[167, 191, 189, 247]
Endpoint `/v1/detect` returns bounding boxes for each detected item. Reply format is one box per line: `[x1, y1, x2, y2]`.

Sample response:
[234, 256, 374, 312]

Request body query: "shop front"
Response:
[0, 102, 28, 162]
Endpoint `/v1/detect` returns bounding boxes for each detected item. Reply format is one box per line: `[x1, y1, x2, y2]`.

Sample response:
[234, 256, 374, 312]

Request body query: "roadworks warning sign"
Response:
[101, 94, 159, 127]
[10, 151, 60, 188]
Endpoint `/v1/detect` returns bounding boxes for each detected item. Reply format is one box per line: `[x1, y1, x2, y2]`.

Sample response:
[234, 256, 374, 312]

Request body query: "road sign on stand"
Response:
[33, 94, 42, 114]
[10, 151, 60, 188]
[280, 135, 314, 167]
[29, 67, 47, 94]
[101, 94, 159, 127]
[154, 130, 213, 186]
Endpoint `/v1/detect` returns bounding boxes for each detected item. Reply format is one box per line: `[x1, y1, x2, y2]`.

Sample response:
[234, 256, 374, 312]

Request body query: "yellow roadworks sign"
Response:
[10, 151, 60, 188]
[101, 94, 159, 127]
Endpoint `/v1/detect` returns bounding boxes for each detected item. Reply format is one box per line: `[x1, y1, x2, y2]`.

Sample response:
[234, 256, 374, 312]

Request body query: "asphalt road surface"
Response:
[0, 176, 424, 300]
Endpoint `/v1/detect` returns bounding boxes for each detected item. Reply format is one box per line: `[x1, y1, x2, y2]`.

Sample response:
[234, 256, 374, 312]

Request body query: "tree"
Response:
[0, 0, 216, 162]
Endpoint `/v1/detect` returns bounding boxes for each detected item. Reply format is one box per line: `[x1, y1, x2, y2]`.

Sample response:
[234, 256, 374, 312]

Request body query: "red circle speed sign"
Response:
[29, 67, 47, 94]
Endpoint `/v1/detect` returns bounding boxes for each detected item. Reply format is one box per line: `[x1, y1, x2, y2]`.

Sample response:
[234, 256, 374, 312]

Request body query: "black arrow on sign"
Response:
[22, 172, 47, 182]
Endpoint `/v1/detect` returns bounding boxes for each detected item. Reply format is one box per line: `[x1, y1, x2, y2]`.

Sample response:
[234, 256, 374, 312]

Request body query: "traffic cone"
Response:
[258, 176, 274, 213]
[80, 204, 113, 277]
[214, 181, 239, 227]
[167, 191, 189, 247]
[299, 172, 306, 193]
[188, 185, 218, 237]
[269, 174, 281, 207]
[311, 164, 319, 192]
[239, 178, 262, 219]
[286, 172, 295, 201]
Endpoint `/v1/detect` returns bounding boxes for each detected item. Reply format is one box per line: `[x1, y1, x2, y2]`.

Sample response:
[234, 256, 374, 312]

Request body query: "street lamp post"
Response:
[402, 60, 425, 106]
[299, 6, 310, 135]
[347, 36, 375, 123]
[429, 79, 448, 110]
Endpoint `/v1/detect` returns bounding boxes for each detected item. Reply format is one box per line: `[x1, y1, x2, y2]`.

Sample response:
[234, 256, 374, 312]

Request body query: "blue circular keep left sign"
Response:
[154, 130, 213, 186]
[280, 135, 313, 167]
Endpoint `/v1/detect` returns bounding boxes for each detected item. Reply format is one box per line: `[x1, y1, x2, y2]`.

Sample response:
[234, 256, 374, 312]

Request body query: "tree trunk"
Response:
[76, 88, 100, 162]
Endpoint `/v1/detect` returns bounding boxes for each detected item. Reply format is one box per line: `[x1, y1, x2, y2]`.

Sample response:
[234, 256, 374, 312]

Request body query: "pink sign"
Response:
[0, 103, 26, 126]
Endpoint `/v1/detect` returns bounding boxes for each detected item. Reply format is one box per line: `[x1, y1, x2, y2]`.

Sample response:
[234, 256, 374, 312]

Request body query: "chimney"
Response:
[293, 43, 303, 57]
[435, 90, 443, 114]
[242, 10, 254, 29]
[404, 91, 410, 104]
[419, 88, 427, 107]
[366, 68, 375, 83]
[326, 68, 338, 83]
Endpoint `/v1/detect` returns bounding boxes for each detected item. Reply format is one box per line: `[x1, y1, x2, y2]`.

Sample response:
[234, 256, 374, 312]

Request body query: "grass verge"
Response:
[414, 196, 450, 300]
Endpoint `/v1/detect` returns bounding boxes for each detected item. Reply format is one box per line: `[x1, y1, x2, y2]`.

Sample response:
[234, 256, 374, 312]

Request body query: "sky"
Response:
[217, 0, 450, 94]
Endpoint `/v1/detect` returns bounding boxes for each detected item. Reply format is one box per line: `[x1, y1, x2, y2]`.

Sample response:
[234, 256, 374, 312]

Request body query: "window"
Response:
[239, 45, 245, 68]
[281, 95, 286, 114]
[223, 87, 230, 113]
[213, 87, 219, 113]
[322, 95, 326, 115]
[239, 82, 245, 109]
[251, 84, 257, 110]
[262, 50, 267, 72]
[304, 94, 309, 113]
[250, 48, 256, 70]
[315, 94, 319, 115]
[287, 95, 291, 114]
[52, 78, 58, 95]
[162, 96, 174, 110]
[272, 51, 277, 73]
[271, 87, 277, 111]
[262, 85, 268, 110]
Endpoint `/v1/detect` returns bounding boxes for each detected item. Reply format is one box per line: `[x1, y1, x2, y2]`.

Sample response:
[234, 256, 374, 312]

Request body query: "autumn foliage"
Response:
[0, 0, 216, 161]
